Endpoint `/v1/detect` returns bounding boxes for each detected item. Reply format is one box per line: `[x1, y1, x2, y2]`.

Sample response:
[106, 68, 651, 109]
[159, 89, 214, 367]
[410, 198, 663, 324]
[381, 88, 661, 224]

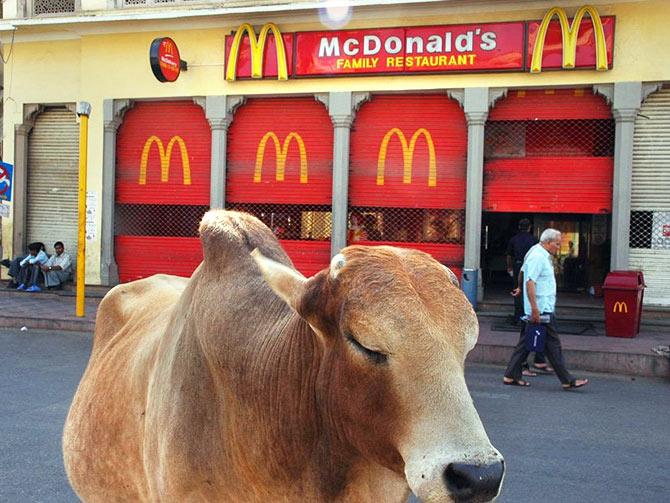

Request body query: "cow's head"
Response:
[252, 246, 504, 502]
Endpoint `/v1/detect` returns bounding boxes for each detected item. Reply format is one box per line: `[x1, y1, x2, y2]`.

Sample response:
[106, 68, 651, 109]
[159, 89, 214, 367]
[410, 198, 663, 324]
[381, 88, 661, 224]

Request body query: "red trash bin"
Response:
[602, 271, 646, 338]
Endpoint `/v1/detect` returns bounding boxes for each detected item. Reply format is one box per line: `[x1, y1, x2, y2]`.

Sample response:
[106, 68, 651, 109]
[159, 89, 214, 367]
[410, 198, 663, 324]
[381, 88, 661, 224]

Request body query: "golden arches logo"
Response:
[530, 5, 608, 73]
[613, 301, 628, 314]
[377, 128, 436, 187]
[254, 132, 308, 184]
[139, 135, 191, 185]
[226, 23, 288, 81]
[164, 40, 175, 56]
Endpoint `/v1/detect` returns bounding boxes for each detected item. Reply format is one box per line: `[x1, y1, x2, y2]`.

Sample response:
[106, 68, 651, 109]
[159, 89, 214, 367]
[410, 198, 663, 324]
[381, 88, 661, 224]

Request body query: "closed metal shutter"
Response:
[226, 97, 333, 277]
[629, 87, 670, 306]
[349, 94, 467, 278]
[484, 89, 614, 213]
[27, 107, 79, 258]
[115, 101, 211, 282]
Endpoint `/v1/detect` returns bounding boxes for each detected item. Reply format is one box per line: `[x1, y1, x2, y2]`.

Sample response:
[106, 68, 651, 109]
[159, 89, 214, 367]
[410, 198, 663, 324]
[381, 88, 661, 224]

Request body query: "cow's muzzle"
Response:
[442, 460, 505, 503]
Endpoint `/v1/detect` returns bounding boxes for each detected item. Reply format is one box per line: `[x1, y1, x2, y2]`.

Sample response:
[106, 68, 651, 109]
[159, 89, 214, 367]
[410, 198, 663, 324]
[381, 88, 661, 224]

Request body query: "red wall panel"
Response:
[226, 98, 333, 205]
[489, 88, 612, 121]
[116, 101, 211, 205]
[115, 236, 203, 283]
[279, 240, 332, 278]
[485, 89, 613, 214]
[483, 157, 613, 213]
[350, 95, 467, 208]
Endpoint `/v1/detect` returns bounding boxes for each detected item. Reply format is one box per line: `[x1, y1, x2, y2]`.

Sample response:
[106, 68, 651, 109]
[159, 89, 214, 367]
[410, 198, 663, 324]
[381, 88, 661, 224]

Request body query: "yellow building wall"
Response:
[2, 0, 669, 283]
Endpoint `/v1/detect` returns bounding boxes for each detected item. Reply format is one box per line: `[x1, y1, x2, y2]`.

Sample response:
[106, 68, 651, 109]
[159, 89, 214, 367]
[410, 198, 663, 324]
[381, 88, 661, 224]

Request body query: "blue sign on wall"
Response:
[0, 162, 13, 202]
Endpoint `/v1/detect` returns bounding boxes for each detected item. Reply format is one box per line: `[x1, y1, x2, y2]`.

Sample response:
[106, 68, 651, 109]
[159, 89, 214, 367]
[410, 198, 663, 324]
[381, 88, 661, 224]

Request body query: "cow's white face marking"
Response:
[330, 253, 346, 279]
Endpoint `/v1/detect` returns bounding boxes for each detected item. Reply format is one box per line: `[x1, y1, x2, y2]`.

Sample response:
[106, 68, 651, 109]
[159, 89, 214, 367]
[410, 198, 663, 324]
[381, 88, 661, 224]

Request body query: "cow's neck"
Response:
[234, 312, 372, 498]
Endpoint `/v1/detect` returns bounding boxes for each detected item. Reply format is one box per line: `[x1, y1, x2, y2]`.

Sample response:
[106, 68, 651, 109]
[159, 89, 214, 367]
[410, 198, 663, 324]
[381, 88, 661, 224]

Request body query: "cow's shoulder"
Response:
[92, 274, 188, 355]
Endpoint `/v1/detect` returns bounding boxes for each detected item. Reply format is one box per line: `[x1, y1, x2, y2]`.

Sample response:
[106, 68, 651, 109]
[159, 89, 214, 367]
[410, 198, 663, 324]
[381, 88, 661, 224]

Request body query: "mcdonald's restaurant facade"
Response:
[1, 0, 669, 306]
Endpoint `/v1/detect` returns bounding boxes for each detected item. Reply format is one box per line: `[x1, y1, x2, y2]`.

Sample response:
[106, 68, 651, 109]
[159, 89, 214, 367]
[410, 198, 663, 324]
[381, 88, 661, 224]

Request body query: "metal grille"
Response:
[115, 204, 209, 237]
[347, 207, 464, 245]
[32, 0, 75, 15]
[630, 211, 670, 250]
[225, 203, 332, 241]
[485, 119, 614, 159]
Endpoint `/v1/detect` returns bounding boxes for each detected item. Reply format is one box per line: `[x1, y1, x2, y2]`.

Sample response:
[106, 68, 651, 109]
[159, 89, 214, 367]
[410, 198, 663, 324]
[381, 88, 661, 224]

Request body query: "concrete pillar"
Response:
[100, 99, 132, 285]
[322, 92, 369, 257]
[12, 124, 31, 258]
[463, 88, 489, 301]
[204, 96, 233, 209]
[611, 82, 642, 271]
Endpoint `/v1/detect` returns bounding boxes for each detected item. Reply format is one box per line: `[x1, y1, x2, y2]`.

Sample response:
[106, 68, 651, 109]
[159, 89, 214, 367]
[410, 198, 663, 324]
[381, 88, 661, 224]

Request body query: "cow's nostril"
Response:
[443, 460, 504, 502]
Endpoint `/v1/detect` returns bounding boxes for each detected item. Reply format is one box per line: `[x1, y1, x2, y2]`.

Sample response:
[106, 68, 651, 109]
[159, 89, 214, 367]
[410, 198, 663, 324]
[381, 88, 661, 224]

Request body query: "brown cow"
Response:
[63, 210, 504, 502]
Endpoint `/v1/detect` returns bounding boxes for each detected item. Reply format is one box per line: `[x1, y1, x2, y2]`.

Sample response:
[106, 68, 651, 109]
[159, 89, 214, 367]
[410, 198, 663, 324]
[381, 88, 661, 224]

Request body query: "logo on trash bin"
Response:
[613, 301, 628, 313]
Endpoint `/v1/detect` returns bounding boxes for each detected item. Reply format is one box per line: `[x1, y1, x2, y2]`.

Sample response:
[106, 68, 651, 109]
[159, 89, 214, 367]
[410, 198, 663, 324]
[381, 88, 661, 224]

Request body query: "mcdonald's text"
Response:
[295, 23, 524, 75]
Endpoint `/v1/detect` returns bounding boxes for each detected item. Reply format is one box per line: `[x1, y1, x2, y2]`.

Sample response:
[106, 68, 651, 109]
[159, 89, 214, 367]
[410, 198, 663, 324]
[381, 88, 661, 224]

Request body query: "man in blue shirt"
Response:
[503, 229, 589, 390]
[16, 242, 49, 292]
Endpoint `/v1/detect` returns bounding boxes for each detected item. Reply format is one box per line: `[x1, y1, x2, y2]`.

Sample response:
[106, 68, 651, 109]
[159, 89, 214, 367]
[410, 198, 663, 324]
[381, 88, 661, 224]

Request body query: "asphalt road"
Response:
[1, 328, 668, 503]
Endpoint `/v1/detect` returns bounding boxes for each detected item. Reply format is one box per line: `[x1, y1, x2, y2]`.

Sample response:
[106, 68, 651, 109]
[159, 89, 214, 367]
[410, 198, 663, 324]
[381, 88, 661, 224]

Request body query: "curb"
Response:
[468, 342, 670, 379]
[0, 316, 95, 333]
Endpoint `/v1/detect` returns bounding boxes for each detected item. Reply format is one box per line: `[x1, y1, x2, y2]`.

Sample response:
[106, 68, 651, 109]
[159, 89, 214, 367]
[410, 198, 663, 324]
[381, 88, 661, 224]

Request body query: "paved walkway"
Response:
[1, 287, 668, 379]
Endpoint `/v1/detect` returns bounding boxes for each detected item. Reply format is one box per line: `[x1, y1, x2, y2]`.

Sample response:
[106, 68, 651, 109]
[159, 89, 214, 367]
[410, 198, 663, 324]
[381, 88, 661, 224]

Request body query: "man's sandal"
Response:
[503, 378, 530, 387]
[532, 364, 555, 373]
[522, 369, 538, 377]
[562, 379, 589, 391]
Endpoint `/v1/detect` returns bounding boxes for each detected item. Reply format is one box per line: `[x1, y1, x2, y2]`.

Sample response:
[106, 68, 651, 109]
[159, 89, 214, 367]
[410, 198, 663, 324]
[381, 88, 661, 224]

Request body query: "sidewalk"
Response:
[1, 288, 668, 379]
[0, 288, 100, 332]
[471, 316, 669, 379]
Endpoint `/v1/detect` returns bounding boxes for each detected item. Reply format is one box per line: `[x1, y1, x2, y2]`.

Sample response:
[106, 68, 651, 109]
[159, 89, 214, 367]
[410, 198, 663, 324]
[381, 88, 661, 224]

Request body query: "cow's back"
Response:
[63, 274, 188, 502]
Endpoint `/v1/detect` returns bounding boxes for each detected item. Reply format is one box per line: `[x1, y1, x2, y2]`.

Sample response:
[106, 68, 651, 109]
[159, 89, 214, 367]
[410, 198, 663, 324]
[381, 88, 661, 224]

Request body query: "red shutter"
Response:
[349, 94, 467, 275]
[115, 101, 211, 282]
[489, 88, 612, 121]
[226, 97, 333, 276]
[116, 102, 211, 205]
[484, 89, 614, 214]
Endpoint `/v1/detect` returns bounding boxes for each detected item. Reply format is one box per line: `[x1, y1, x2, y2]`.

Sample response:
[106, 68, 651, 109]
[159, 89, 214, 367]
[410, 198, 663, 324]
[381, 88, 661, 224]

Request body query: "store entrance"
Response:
[481, 213, 611, 293]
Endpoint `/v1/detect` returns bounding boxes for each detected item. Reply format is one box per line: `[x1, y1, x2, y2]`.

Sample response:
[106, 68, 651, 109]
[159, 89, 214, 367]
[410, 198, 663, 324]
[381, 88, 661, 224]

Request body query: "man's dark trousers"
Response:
[504, 315, 575, 385]
[18, 263, 40, 287]
[514, 262, 546, 366]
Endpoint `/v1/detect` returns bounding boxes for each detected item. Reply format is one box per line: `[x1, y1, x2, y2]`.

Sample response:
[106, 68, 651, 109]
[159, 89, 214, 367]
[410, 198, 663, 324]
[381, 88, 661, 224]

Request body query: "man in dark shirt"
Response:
[507, 218, 537, 323]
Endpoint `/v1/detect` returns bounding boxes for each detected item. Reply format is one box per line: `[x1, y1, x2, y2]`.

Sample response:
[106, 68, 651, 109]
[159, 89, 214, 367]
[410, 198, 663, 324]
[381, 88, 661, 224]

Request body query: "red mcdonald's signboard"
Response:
[223, 6, 615, 80]
[294, 22, 525, 76]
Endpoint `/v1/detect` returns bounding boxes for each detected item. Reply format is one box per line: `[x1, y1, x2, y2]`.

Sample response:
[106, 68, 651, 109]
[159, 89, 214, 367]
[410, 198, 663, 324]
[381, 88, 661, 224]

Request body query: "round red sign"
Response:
[150, 37, 181, 82]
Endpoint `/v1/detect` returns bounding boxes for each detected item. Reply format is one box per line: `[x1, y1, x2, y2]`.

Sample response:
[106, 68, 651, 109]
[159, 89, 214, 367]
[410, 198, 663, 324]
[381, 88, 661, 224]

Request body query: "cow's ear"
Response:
[251, 248, 307, 312]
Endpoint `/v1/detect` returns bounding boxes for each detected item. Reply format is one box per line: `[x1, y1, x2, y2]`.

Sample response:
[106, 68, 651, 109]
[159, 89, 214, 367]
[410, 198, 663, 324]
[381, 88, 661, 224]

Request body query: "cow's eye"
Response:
[345, 332, 388, 365]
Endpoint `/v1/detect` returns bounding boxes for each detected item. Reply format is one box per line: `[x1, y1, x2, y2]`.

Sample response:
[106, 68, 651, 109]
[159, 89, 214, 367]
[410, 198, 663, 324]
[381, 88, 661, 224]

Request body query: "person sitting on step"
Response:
[16, 242, 49, 292]
[40, 241, 72, 291]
